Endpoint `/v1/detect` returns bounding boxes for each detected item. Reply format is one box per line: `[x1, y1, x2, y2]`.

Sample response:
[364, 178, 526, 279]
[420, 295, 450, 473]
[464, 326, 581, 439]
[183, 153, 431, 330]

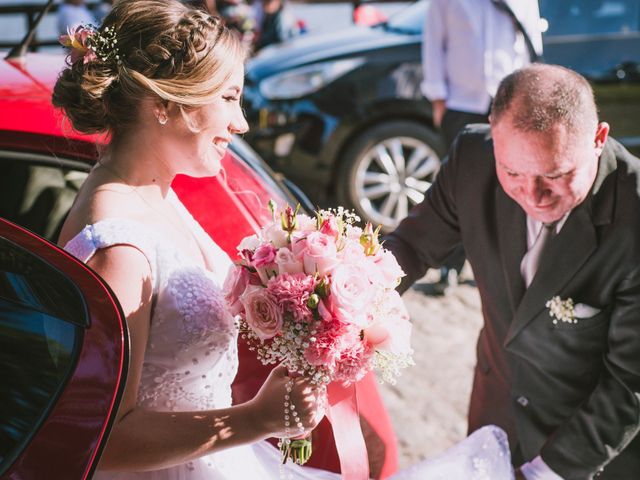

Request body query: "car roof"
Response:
[0, 52, 102, 161]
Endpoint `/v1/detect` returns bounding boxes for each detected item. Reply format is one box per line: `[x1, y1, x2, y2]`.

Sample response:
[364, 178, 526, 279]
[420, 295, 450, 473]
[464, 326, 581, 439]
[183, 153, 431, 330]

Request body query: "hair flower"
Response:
[59, 25, 97, 64]
[59, 24, 120, 65]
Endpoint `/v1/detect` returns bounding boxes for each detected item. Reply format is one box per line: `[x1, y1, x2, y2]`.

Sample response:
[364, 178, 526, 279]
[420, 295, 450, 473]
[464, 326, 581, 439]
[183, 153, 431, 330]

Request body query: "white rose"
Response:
[237, 234, 260, 253]
[275, 247, 304, 274]
[262, 223, 289, 248]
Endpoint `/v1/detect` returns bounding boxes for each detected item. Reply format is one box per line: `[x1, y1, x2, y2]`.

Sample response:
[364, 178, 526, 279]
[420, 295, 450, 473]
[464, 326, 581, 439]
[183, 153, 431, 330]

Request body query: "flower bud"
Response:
[307, 293, 320, 309]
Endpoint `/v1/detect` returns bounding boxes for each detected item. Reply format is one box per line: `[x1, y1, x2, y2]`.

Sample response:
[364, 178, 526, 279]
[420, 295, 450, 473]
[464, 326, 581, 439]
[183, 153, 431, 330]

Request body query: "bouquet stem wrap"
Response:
[326, 379, 370, 480]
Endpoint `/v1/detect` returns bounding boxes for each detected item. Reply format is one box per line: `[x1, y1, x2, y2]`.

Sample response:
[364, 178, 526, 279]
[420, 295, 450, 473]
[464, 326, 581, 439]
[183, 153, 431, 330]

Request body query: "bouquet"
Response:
[223, 202, 414, 471]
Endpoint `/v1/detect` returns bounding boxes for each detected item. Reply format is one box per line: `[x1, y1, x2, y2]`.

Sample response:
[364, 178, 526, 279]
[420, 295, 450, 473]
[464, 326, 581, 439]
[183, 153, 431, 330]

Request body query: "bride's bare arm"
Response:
[88, 246, 322, 472]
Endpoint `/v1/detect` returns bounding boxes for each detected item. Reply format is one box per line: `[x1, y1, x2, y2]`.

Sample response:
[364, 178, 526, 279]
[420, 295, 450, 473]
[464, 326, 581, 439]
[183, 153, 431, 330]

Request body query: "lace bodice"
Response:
[64, 190, 238, 412]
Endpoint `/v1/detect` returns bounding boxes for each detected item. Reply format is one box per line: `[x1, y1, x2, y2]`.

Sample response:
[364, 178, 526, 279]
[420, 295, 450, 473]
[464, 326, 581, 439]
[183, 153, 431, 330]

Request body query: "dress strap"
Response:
[63, 218, 158, 288]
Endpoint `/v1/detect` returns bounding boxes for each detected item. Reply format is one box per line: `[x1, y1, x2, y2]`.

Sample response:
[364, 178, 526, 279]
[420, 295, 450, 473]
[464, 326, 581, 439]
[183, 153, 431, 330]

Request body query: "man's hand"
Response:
[431, 99, 446, 128]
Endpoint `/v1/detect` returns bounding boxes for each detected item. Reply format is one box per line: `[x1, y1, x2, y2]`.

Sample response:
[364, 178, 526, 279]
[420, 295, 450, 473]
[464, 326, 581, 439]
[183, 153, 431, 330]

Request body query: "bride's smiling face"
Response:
[169, 66, 249, 177]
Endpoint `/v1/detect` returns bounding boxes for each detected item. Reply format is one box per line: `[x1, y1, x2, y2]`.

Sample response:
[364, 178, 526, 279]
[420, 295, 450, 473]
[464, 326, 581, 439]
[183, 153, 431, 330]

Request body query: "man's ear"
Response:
[594, 122, 610, 155]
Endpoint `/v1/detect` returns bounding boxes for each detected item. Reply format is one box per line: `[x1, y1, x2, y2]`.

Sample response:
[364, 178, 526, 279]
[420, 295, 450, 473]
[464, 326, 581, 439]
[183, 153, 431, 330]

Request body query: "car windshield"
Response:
[383, 0, 427, 35]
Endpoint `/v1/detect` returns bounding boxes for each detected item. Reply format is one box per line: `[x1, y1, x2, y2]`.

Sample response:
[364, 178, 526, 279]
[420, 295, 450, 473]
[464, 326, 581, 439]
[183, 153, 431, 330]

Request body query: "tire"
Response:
[335, 120, 444, 231]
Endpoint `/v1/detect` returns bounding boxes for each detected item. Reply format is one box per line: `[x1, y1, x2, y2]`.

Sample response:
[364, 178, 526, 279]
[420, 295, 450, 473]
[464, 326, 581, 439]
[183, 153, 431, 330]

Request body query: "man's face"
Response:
[492, 118, 609, 223]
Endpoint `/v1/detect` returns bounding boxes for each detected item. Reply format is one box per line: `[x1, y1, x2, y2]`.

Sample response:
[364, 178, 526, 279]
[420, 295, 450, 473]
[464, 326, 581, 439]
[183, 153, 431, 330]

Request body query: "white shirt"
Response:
[421, 0, 543, 114]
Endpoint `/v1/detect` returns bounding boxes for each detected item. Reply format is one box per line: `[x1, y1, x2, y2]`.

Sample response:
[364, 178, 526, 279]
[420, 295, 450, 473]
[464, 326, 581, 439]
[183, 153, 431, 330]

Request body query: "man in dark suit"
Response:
[385, 63, 640, 479]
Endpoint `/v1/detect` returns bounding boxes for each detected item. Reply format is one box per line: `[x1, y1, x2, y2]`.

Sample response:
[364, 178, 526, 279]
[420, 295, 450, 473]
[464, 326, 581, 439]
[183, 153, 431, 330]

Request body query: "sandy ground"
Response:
[378, 266, 484, 469]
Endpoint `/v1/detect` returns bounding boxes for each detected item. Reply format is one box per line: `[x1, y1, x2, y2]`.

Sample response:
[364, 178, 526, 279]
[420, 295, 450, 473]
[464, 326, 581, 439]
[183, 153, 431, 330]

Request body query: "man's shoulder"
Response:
[608, 137, 640, 168]
[451, 123, 494, 160]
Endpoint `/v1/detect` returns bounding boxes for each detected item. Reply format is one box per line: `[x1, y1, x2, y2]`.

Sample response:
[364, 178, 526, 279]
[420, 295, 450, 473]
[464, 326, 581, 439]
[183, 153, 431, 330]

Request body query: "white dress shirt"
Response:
[421, 0, 543, 114]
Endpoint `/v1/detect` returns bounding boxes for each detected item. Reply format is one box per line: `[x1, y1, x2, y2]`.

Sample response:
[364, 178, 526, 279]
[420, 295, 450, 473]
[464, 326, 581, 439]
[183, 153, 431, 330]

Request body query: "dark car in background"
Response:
[243, 0, 640, 230]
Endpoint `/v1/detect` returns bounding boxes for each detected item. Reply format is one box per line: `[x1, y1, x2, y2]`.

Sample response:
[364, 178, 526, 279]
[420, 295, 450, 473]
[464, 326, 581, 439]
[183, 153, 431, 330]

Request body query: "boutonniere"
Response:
[545, 296, 577, 325]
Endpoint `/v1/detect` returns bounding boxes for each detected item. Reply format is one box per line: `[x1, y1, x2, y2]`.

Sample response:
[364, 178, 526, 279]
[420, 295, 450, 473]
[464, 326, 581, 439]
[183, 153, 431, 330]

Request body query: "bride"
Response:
[54, 0, 514, 478]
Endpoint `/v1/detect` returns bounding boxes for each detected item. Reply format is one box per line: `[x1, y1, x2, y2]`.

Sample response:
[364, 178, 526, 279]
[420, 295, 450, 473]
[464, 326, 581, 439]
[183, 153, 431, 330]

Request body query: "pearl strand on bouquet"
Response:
[278, 378, 305, 480]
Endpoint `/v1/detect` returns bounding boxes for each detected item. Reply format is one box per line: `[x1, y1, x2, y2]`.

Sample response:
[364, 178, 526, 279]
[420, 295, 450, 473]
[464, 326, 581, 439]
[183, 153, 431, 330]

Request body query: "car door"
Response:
[540, 0, 640, 155]
[0, 217, 128, 479]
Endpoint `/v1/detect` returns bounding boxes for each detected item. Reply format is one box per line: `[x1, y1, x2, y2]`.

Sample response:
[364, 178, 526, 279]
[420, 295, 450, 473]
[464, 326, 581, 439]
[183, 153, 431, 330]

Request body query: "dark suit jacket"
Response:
[385, 124, 640, 479]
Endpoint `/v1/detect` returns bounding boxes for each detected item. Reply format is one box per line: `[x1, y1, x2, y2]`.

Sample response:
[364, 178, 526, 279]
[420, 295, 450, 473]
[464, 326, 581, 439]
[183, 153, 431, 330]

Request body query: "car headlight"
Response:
[258, 58, 365, 100]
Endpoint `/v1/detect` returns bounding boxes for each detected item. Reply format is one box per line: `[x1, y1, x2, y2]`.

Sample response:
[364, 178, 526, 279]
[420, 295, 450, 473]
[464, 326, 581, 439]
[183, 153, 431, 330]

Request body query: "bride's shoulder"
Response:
[58, 181, 150, 246]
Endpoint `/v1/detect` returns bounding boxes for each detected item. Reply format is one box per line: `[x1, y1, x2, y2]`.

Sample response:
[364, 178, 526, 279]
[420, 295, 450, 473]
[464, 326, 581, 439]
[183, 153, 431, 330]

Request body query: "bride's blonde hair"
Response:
[53, 0, 247, 137]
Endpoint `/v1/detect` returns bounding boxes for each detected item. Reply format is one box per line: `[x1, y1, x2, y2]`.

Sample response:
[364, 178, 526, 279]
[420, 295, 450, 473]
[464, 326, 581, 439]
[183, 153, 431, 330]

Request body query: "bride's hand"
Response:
[251, 365, 326, 438]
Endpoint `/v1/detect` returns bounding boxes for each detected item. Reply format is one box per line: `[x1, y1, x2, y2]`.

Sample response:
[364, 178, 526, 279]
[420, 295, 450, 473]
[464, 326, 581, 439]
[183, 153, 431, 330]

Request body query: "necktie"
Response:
[521, 223, 556, 288]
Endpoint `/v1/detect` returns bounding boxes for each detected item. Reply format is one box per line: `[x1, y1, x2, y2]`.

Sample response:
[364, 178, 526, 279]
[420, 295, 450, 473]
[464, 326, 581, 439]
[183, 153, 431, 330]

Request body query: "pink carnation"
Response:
[267, 273, 316, 321]
[304, 316, 357, 367]
[334, 339, 374, 383]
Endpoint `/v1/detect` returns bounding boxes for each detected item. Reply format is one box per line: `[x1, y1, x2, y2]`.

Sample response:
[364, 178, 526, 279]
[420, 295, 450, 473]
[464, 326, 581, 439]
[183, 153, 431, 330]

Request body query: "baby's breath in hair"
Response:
[90, 25, 122, 65]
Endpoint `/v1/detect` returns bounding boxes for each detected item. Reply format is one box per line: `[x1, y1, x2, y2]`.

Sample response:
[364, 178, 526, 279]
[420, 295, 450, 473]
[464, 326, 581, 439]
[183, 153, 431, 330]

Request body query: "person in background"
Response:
[253, 0, 300, 51]
[57, 0, 96, 35]
[421, 0, 543, 293]
[217, 0, 258, 49]
[94, 0, 115, 24]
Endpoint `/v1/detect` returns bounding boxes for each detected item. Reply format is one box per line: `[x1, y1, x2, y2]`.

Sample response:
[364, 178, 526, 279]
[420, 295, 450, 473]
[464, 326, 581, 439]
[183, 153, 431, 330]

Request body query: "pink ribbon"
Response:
[326, 380, 370, 480]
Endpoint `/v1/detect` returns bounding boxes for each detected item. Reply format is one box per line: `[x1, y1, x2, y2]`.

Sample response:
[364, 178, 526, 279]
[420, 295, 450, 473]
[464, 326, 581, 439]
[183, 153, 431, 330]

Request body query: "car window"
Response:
[0, 236, 84, 474]
[540, 0, 640, 36]
[0, 153, 89, 242]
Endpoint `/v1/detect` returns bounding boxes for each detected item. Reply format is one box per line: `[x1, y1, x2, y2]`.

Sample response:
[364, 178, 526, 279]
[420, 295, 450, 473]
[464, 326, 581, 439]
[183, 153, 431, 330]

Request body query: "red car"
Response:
[0, 50, 398, 478]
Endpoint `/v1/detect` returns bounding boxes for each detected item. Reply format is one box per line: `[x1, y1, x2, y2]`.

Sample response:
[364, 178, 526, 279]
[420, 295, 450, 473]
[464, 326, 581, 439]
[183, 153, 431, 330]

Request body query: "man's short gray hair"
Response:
[490, 64, 598, 134]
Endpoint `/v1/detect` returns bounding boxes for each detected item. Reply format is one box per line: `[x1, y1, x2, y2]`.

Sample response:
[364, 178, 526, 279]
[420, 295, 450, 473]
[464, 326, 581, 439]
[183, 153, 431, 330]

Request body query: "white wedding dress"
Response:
[64, 190, 514, 480]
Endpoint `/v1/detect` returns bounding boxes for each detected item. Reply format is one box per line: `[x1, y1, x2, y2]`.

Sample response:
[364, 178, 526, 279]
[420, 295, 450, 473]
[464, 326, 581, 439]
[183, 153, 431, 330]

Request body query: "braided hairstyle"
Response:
[52, 0, 247, 137]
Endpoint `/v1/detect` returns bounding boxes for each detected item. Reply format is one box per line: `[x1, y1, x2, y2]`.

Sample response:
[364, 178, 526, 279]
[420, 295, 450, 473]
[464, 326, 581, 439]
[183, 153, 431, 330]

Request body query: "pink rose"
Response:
[339, 238, 367, 265]
[290, 233, 308, 258]
[303, 232, 339, 276]
[330, 264, 373, 327]
[240, 285, 283, 340]
[364, 292, 413, 357]
[275, 247, 304, 275]
[252, 244, 278, 285]
[223, 264, 250, 316]
[253, 244, 277, 267]
[369, 249, 405, 289]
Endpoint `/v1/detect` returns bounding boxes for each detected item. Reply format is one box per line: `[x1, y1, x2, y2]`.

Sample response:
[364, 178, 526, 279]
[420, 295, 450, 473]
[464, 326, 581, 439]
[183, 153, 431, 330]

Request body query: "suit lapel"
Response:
[496, 186, 527, 313]
[504, 205, 597, 345]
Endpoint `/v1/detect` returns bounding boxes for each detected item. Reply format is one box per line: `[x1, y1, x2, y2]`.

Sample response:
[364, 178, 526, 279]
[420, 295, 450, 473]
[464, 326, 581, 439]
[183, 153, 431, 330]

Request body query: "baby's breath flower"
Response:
[546, 296, 576, 325]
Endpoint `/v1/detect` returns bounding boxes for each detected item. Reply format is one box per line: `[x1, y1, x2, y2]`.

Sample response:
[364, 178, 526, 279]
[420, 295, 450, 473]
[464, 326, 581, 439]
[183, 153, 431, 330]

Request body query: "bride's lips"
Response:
[212, 137, 230, 156]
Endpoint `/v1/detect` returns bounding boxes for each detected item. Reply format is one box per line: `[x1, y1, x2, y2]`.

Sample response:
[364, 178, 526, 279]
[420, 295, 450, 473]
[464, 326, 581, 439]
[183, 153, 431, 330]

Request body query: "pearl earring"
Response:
[157, 112, 168, 125]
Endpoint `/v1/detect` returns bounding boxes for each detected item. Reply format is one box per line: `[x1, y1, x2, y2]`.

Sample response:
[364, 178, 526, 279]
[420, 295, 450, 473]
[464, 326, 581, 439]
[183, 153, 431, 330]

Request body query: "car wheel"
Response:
[336, 120, 443, 231]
